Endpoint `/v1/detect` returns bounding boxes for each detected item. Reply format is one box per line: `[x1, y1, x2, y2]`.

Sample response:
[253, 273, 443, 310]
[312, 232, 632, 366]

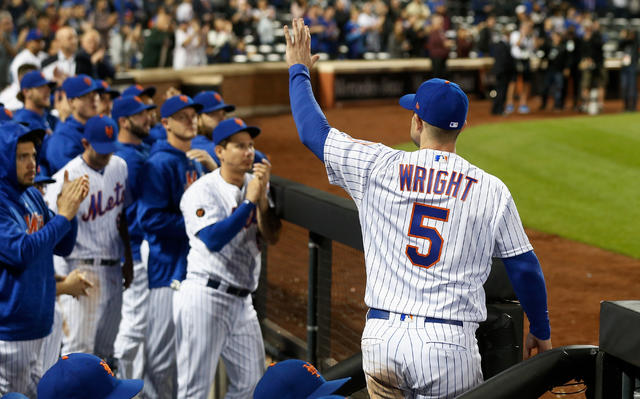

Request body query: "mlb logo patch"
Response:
[435, 155, 448, 162]
[449, 121, 459, 128]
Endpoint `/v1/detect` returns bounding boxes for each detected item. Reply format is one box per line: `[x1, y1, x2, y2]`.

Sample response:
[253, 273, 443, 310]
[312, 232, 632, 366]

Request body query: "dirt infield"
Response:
[248, 97, 639, 396]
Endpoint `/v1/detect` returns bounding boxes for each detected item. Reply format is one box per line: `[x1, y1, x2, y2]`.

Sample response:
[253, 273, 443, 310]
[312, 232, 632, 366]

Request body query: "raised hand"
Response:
[186, 149, 218, 172]
[57, 171, 89, 221]
[284, 18, 320, 69]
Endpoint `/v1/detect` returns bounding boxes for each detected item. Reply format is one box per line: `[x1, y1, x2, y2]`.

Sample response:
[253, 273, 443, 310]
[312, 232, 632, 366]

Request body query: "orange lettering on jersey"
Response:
[302, 363, 321, 378]
[24, 213, 44, 234]
[99, 360, 114, 376]
[185, 170, 198, 190]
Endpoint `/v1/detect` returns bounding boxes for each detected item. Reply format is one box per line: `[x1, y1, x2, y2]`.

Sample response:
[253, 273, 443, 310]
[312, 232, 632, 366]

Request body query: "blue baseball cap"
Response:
[122, 84, 156, 99]
[213, 118, 260, 146]
[96, 80, 121, 99]
[62, 74, 104, 99]
[34, 174, 56, 184]
[1, 393, 29, 399]
[85, 115, 119, 154]
[20, 70, 56, 91]
[253, 359, 350, 399]
[399, 78, 468, 131]
[38, 353, 143, 399]
[0, 105, 12, 122]
[112, 96, 156, 121]
[160, 95, 203, 119]
[193, 91, 235, 114]
[25, 29, 43, 42]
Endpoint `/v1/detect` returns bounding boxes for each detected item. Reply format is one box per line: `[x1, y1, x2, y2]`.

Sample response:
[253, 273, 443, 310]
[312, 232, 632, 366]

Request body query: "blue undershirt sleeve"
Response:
[197, 201, 256, 252]
[289, 64, 331, 162]
[502, 250, 551, 340]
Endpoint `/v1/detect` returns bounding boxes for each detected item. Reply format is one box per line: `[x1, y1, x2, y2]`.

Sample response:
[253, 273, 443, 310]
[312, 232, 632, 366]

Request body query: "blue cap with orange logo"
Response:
[161, 95, 203, 119]
[20, 70, 56, 91]
[96, 79, 121, 99]
[213, 118, 260, 146]
[25, 29, 43, 42]
[112, 96, 156, 121]
[85, 115, 119, 154]
[122, 84, 156, 99]
[62, 74, 104, 99]
[253, 359, 350, 399]
[399, 78, 468, 131]
[193, 91, 235, 113]
[38, 353, 143, 399]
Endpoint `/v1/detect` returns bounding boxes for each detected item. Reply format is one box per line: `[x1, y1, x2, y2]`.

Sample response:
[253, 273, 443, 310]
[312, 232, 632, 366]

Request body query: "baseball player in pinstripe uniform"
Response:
[137, 95, 215, 398]
[44, 115, 133, 361]
[111, 95, 157, 381]
[0, 122, 87, 396]
[175, 117, 281, 399]
[285, 19, 552, 398]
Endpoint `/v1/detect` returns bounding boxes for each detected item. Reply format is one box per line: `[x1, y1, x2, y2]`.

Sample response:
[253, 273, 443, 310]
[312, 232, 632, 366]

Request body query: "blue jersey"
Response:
[46, 116, 85, 174]
[13, 108, 57, 176]
[115, 141, 151, 262]
[0, 123, 77, 341]
[191, 134, 268, 167]
[137, 140, 204, 288]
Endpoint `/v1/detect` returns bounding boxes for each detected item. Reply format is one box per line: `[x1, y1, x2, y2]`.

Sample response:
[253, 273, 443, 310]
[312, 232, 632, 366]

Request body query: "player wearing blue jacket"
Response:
[136, 95, 210, 398]
[111, 95, 156, 380]
[13, 70, 57, 176]
[192, 90, 269, 167]
[0, 122, 87, 397]
[45, 74, 103, 174]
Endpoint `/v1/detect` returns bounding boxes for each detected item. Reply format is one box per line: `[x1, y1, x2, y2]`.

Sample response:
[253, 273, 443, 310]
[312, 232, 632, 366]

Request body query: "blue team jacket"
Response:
[137, 140, 204, 289]
[13, 108, 56, 176]
[0, 124, 78, 341]
[46, 116, 85, 174]
[115, 142, 150, 262]
[191, 134, 268, 166]
[143, 123, 166, 146]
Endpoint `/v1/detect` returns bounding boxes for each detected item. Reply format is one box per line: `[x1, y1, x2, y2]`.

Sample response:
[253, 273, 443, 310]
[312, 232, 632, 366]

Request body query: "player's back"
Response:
[324, 130, 531, 323]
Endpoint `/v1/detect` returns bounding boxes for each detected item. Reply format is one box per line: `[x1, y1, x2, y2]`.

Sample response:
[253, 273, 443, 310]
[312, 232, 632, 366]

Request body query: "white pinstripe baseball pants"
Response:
[57, 258, 123, 358]
[0, 337, 45, 397]
[40, 307, 63, 372]
[142, 286, 177, 399]
[361, 314, 483, 399]
[114, 241, 150, 380]
[173, 280, 265, 399]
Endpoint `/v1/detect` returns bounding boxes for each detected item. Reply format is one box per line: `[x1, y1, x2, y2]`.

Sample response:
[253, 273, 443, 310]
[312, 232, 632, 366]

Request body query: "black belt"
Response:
[207, 278, 252, 298]
[74, 258, 120, 267]
[367, 308, 463, 327]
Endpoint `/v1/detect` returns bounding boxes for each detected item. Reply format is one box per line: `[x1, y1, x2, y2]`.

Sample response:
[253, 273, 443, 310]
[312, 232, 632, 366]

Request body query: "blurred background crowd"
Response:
[1, 0, 639, 113]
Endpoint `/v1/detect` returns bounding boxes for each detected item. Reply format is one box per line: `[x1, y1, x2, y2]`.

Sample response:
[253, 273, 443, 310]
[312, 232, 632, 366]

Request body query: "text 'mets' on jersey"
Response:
[45, 155, 128, 259]
[180, 169, 262, 292]
[324, 129, 532, 323]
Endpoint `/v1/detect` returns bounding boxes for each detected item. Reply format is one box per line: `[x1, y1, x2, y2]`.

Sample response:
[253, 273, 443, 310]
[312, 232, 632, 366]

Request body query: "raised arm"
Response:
[285, 18, 331, 162]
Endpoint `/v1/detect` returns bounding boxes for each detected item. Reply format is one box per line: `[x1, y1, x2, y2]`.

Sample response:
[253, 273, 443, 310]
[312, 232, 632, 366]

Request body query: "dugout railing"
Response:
[255, 175, 526, 396]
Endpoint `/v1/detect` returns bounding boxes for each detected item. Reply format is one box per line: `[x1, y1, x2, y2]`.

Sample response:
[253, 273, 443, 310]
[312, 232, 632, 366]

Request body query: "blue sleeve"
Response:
[0, 211, 71, 271]
[502, 250, 551, 340]
[289, 64, 331, 162]
[137, 160, 185, 238]
[46, 134, 81, 174]
[53, 213, 77, 257]
[197, 201, 256, 252]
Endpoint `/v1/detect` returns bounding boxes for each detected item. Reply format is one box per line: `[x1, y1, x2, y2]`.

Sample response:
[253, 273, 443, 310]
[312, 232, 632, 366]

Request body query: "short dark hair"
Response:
[216, 138, 230, 148]
[18, 131, 43, 147]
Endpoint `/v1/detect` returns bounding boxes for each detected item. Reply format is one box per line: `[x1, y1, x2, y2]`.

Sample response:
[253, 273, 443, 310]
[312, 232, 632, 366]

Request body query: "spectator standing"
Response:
[0, 12, 20, 89]
[426, 15, 453, 79]
[344, 7, 365, 59]
[173, 19, 207, 70]
[562, 26, 582, 110]
[141, 11, 174, 69]
[578, 20, 605, 113]
[41, 27, 78, 85]
[475, 14, 496, 57]
[320, 7, 340, 57]
[387, 19, 409, 58]
[456, 27, 473, 58]
[539, 30, 568, 111]
[491, 27, 515, 115]
[254, 0, 276, 45]
[618, 28, 639, 111]
[10, 29, 47, 85]
[207, 18, 234, 63]
[76, 29, 116, 80]
[506, 19, 536, 114]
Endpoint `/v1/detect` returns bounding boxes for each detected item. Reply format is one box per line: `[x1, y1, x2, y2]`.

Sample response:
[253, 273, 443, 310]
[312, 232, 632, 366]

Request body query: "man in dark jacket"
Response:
[539, 30, 569, 110]
[0, 122, 87, 396]
[491, 28, 515, 115]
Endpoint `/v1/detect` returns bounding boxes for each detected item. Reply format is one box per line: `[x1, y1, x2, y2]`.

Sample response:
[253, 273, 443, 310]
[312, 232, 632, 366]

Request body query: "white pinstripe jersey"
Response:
[324, 129, 532, 322]
[45, 155, 128, 259]
[180, 169, 262, 291]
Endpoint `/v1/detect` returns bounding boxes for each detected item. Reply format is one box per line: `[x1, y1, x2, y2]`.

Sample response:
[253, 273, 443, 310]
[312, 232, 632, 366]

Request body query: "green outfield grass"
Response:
[394, 114, 640, 258]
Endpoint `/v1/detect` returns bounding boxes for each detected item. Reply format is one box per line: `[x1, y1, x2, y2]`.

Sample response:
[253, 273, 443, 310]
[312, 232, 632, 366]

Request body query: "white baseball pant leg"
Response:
[174, 280, 265, 399]
[0, 337, 45, 397]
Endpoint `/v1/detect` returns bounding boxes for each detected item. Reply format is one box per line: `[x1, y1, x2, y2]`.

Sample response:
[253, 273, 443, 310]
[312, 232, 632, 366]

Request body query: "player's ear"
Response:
[81, 138, 90, 151]
[214, 144, 224, 162]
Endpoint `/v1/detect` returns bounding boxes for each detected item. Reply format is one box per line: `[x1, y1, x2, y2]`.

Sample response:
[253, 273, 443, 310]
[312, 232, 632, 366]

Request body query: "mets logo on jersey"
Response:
[185, 170, 198, 190]
[81, 182, 125, 221]
[24, 213, 44, 234]
[196, 208, 205, 217]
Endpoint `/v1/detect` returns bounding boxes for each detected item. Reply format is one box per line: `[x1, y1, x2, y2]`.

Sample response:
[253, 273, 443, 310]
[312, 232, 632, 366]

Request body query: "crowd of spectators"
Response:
[1, 0, 639, 113]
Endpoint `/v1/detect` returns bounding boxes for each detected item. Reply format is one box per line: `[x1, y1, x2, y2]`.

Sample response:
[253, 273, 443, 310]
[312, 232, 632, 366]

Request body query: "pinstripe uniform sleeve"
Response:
[324, 129, 392, 204]
[180, 177, 226, 237]
[492, 190, 533, 258]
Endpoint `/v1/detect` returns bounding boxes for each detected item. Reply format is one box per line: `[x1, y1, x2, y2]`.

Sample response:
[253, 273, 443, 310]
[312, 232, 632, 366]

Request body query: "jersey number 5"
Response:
[406, 203, 450, 269]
